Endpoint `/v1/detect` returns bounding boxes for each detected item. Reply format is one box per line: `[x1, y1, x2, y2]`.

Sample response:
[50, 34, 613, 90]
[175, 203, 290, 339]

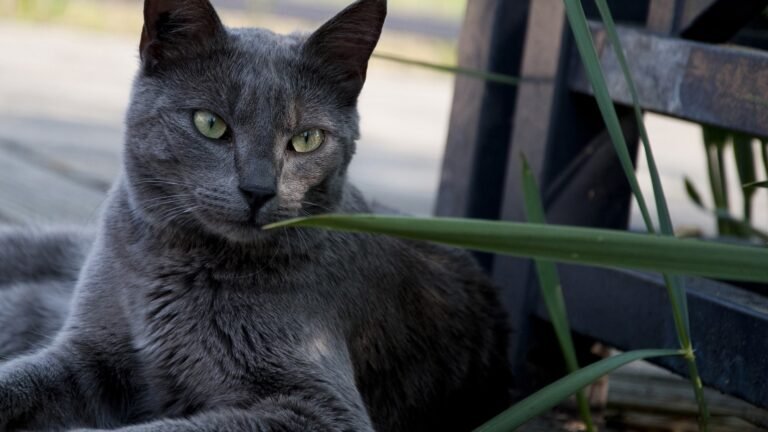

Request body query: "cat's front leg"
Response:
[0, 227, 92, 287]
[0, 344, 128, 431]
[69, 394, 375, 432]
[0, 348, 86, 431]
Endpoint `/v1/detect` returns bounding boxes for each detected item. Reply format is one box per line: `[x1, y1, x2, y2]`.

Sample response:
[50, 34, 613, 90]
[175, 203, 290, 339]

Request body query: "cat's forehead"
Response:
[227, 27, 305, 61]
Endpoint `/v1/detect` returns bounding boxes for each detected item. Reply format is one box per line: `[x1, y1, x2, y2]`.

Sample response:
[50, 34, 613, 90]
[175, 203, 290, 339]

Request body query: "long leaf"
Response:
[685, 180, 768, 242]
[744, 180, 768, 189]
[266, 215, 768, 283]
[590, 0, 692, 341]
[704, 126, 732, 236]
[733, 133, 757, 222]
[520, 156, 594, 431]
[712, 210, 768, 243]
[592, 0, 673, 235]
[684, 177, 705, 208]
[572, 1, 707, 427]
[474, 349, 683, 432]
[685, 177, 768, 242]
[761, 141, 768, 189]
[372, 52, 527, 87]
[561, 0, 655, 233]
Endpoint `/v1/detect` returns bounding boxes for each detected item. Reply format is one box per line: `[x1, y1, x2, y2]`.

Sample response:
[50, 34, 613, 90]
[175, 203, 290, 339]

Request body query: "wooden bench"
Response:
[437, 0, 768, 412]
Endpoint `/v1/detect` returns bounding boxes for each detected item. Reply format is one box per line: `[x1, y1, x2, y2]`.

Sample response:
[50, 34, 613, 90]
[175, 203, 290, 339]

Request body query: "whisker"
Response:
[300, 200, 334, 214]
[132, 179, 196, 188]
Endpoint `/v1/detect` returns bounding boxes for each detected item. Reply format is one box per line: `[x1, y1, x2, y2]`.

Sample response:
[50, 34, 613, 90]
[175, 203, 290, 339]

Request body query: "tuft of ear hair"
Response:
[303, 0, 387, 105]
[140, 0, 224, 72]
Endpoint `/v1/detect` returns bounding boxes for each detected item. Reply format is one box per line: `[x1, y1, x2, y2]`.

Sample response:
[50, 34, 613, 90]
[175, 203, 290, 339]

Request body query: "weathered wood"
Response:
[436, 0, 530, 220]
[680, 0, 768, 42]
[610, 364, 768, 427]
[482, 0, 646, 392]
[605, 411, 763, 432]
[570, 22, 768, 138]
[543, 116, 638, 229]
[646, 0, 684, 34]
[490, 0, 569, 385]
[644, 0, 764, 39]
[0, 115, 122, 191]
[444, 0, 768, 418]
[535, 266, 768, 409]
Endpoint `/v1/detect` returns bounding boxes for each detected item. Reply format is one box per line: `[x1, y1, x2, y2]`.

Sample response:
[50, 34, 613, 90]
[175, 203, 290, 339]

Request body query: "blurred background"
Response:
[0, 0, 765, 238]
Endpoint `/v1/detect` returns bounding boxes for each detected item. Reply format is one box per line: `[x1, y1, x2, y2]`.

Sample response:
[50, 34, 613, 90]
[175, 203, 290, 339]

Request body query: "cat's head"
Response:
[124, 0, 386, 243]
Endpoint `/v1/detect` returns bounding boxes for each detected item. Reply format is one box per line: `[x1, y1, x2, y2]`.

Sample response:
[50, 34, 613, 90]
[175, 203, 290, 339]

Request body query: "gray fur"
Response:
[0, 1, 510, 431]
[0, 227, 92, 360]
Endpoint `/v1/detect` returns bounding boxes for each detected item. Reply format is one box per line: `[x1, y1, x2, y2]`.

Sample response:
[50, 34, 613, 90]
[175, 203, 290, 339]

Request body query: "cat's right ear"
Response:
[303, 0, 387, 105]
[140, 0, 224, 72]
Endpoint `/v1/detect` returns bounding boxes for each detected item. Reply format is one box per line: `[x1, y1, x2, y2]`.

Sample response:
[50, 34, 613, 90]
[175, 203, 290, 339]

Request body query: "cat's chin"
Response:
[180, 207, 287, 244]
[191, 214, 292, 245]
[199, 221, 274, 244]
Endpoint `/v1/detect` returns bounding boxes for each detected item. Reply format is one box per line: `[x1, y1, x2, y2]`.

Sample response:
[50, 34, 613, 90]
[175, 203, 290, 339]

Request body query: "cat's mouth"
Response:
[208, 219, 276, 243]
[195, 208, 298, 244]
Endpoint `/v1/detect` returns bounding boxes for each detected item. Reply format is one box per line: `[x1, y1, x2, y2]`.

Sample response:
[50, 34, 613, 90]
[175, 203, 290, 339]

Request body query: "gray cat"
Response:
[0, 0, 511, 430]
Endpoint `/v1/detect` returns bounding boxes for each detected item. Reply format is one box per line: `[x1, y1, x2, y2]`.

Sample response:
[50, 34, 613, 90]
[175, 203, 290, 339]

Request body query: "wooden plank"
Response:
[680, 0, 716, 27]
[0, 142, 107, 225]
[646, 0, 684, 34]
[0, 115, 122, 191]
[535, 266, 768, 409]
[543, 116, 637, 229]
[609, 365, 768, 427]
[644, 0, 765, 39]
[477, 0, 645, 394]
[605, 410, 763, 432]
[436, 0, 531, 219]
[680, 0, 768, 43]
[490, 0, 643, 389]
[570, 22, 768, 138]
[491, 0, 570, 386]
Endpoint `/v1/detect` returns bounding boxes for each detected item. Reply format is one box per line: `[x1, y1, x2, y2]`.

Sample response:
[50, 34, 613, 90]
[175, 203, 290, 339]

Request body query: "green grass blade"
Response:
[761, 141, 768, 188]
[266, 215, 768, 283]
[684, 177, 705, 208]
[570, 1, 708, 428]
[372, 52, 527, 87]
[712, 210, 768, 243]
[474, 349, 683, 432]
[733, 133, 757, 222]
[685, 179, 768, 242]
[589, 0, 691, 337]
[762, 141, 768, 218]
[561, 0, 655, 234]
[704, 127, 732, 236]
[520, 156, 594, 432]
[744, 180, 768, 189]
[593, 0, 673, 236]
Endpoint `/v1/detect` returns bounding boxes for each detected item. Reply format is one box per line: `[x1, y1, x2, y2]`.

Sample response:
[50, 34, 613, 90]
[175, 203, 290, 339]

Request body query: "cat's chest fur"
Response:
[122, 249, 344, 415]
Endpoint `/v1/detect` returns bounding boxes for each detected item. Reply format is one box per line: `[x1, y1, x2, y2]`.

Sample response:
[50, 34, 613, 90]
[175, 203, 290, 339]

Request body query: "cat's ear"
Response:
[140, 0, 224, 71]
[303, 0, 387, 104]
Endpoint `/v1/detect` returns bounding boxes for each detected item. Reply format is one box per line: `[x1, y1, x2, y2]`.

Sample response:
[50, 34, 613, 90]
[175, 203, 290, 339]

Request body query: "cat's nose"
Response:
[239, 185, 276, 211]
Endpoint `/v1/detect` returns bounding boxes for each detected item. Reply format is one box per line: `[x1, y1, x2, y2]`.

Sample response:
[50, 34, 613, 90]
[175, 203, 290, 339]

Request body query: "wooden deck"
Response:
[522, 359, 768, 431]
[0, 123, 119, 225]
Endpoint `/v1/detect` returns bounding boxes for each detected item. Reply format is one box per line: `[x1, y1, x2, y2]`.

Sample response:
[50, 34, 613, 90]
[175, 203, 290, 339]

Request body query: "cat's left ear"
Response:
[140, 0, 225, 71]
[303, 0, 387, 104]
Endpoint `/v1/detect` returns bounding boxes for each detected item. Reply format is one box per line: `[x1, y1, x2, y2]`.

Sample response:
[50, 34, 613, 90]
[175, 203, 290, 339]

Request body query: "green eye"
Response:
[291, 129, 325, 153]
[193, 110, 229, 140]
